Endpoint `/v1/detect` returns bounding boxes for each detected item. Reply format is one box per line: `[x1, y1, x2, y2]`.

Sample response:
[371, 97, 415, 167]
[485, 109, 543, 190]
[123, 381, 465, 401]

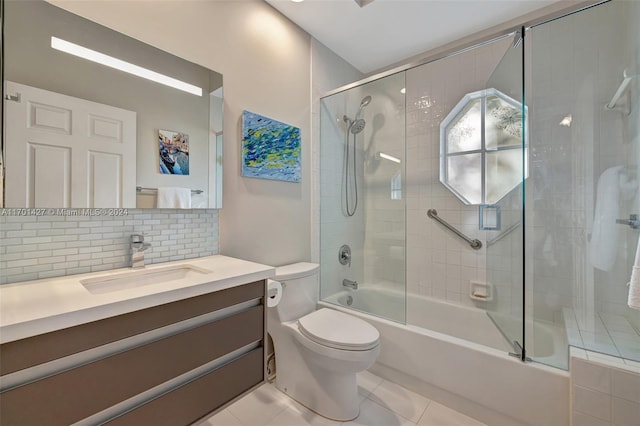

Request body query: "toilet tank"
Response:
[272, 262, 319, 322]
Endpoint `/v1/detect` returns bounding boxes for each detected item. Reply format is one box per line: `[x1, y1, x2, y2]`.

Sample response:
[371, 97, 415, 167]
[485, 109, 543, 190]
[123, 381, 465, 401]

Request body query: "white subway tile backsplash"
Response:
[38, 256, 67, 265]
[22, 265, 53, 275]
[66, 267, 92, 276]
[53, 261, 79, 270]
[7, 259, 39, 268]
[0, 209, 219, 284]
[3, 253, 24, 262]
[66, 254, 92, 262]
[37, 243, 67, 250]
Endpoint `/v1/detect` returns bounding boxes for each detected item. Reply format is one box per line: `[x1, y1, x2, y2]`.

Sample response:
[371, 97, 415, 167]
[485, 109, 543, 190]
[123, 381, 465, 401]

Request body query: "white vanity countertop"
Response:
[0, 255, 275, 344]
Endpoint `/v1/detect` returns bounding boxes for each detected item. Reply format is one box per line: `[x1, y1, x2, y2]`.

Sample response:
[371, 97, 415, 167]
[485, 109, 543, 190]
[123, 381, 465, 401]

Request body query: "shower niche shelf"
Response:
[469, 281, 493, 301]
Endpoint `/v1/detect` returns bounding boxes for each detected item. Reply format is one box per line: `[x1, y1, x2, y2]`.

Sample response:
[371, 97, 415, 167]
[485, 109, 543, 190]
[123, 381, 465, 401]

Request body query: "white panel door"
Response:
[5, 81, 136, 208]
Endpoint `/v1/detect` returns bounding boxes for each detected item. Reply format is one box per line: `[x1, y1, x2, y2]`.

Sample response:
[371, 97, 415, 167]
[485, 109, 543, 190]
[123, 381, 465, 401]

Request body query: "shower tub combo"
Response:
[317, 2, 639, 425]
[321, 288, 569, 426]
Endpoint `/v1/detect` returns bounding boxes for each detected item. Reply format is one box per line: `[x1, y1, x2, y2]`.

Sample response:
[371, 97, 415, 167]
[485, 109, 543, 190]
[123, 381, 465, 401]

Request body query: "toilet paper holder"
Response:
[267, 280, 284, 307]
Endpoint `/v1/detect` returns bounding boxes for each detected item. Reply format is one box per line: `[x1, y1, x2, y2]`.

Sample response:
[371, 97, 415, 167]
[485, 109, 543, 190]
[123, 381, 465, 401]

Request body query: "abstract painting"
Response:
[242, 110, 301, 182]
[159, 129, 189, 175]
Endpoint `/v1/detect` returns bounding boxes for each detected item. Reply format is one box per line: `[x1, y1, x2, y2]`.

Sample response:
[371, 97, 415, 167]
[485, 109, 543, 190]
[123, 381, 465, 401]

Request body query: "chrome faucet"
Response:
[342, 279, 358, 290]
[130, 234, 151, 269]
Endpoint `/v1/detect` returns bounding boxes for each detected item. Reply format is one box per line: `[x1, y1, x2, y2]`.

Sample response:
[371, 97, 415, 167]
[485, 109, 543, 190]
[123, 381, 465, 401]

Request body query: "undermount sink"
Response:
[80, 264, 212, 295]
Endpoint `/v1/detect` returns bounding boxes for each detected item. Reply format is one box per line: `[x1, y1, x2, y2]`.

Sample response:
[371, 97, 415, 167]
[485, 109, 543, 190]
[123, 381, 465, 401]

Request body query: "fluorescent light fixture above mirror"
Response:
[50, 36, 203, 96]
[379, 152, 401, 163]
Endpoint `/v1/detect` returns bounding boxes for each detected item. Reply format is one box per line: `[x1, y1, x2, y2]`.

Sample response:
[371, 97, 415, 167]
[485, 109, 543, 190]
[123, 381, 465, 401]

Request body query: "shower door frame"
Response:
[318, 0, 613, 364]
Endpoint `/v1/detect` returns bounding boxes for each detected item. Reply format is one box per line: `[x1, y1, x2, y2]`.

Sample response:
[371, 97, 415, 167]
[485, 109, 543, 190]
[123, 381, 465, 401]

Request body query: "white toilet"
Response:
[267, 262, 380, 421]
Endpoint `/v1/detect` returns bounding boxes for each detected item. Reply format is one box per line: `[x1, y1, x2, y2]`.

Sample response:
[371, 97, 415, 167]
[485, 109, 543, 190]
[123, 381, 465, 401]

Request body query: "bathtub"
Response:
[320, 287, 569, 426]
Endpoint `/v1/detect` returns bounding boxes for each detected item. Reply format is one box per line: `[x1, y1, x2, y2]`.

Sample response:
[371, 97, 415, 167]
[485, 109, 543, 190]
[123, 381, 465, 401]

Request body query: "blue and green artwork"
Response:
[242, 110, 301, 182]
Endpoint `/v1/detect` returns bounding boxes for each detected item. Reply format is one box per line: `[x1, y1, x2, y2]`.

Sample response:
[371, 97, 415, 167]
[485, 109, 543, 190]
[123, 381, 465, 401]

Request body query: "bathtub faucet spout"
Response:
[343, 279, 358, 290]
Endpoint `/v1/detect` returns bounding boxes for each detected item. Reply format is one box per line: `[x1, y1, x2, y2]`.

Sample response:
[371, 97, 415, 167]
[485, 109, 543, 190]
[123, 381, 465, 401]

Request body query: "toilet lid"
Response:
[297, 308, 379, 351]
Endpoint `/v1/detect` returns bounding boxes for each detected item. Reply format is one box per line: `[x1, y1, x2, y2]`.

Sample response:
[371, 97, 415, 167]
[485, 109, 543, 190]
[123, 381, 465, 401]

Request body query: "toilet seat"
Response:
[297, 308, 379, 351]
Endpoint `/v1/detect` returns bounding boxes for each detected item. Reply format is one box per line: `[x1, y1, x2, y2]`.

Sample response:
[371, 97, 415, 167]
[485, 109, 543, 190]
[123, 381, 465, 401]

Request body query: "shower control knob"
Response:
[338, 244, 352, 266]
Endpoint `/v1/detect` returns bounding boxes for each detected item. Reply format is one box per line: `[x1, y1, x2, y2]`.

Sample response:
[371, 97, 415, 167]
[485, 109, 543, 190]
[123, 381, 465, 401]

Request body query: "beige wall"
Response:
[49, 0, 314, 266]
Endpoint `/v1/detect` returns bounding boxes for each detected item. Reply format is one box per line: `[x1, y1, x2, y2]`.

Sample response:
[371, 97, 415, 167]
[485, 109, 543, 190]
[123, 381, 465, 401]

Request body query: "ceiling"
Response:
[265, 0, 559, 74]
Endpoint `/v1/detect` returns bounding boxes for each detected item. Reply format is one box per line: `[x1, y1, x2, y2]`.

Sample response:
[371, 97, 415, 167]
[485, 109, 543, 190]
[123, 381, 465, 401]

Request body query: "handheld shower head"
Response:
[360, 95, 372, 108]
[355, 95, 372, 120]
[350, 119, 366, 134]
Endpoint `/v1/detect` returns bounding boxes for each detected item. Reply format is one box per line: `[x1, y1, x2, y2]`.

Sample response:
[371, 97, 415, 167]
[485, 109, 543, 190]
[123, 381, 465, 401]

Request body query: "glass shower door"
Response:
[527, 0, 640, 367]
[319, 72, 407, 323]
[484, 30, 527, 360]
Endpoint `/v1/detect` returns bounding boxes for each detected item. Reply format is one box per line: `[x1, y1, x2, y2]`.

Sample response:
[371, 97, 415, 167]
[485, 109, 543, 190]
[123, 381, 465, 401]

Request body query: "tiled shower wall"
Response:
[0, 209, 219, 284]
[404, 36, 513, 308]
[570, 348, 640, 426]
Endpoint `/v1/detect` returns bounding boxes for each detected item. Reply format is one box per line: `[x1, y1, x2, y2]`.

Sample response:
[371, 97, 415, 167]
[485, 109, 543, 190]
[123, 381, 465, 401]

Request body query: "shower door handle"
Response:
[616, 214, 640, 229]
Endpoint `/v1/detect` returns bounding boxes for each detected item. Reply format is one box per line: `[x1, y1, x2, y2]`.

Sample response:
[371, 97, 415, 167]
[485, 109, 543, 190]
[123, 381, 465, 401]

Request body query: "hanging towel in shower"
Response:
[590, 165, 623, 271]
[157, 187, 191, 208]
[628, 237, 640, 310]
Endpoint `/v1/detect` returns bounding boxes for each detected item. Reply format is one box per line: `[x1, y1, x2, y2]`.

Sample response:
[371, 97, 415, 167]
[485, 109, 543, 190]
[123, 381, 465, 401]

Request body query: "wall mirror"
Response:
[439, 88, 527, 205]
[1, 0, 223, 209]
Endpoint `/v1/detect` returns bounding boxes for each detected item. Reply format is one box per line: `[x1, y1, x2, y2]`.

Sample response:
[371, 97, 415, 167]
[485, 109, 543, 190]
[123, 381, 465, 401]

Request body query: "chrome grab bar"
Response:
[427, 209, 482, 250]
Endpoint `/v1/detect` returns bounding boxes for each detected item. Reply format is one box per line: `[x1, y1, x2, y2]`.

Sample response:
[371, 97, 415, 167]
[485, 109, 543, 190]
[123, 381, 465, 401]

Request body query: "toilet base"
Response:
[269, 322, 378, 421]
[275, 358, 360, 421]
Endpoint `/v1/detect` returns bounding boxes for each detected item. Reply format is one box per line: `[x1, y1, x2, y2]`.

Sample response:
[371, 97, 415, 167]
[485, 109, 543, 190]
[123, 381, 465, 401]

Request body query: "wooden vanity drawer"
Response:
[106, 348, 264, 426]
[0, 280, 265, 375]
[0, 305, 263, 426]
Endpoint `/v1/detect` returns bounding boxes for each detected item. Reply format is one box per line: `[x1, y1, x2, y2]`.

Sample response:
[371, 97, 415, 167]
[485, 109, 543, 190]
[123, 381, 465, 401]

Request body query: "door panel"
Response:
[5, 81, 136, 208]
[30, 143, 71, 207]
[484, 31, 527, 359]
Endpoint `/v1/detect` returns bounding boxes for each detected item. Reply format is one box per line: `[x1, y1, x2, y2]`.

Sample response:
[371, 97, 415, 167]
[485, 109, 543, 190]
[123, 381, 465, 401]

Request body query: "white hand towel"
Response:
[156, 187, 191, 208]
[590, 166, 623, 271]
[628, 236, 640, 310]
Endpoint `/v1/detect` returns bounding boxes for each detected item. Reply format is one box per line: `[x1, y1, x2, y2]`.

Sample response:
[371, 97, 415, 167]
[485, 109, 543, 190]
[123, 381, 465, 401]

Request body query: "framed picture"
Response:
[241, 110, 301, 182]
[158, 129, 189, 175]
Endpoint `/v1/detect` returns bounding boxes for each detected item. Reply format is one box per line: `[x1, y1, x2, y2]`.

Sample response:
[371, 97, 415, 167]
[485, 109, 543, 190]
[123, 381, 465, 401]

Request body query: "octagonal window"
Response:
[440, 88, 527, 205]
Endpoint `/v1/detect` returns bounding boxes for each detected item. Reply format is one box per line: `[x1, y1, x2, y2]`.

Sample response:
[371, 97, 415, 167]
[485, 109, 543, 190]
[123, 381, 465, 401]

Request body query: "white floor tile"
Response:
[202, 409, 243, 426]
[284, 395, 343, 426]
[227, 384, 290, 426]
[265, 407, 313, 426]
[366, 379, 430, 423]
[357, 370, 384, 398]
[418, 401, 487, 426]
[222, 378, 485, 426]
[343, 399, 415, 426]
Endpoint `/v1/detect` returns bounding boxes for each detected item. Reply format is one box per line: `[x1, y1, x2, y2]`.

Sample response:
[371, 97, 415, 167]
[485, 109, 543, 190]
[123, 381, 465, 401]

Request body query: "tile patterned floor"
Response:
[198, 371, 486, 426]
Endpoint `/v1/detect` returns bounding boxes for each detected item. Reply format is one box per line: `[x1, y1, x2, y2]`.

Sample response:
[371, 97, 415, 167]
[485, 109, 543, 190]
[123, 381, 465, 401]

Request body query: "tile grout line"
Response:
[414, 399, 433, 426]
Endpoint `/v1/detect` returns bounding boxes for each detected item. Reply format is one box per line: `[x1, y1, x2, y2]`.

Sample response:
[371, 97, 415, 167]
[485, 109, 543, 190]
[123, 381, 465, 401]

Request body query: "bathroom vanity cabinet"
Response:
[0, 261, 271, 426]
